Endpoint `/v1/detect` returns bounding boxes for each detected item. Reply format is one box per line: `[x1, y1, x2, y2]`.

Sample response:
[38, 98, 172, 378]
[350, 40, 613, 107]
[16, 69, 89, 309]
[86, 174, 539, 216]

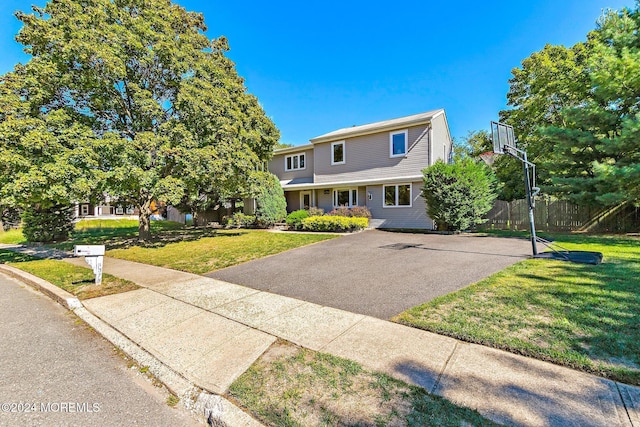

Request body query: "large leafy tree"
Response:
[8, 0, 279, 240]
[0, 67, 103, 241]
[499, 43, 591, 201]
[454, 130, 492, 159]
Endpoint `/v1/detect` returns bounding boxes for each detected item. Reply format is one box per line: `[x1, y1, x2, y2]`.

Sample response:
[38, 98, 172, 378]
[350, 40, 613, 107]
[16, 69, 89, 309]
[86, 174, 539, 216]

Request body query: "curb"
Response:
[0, 264, 81, 310]
[0, 264, 263, 427]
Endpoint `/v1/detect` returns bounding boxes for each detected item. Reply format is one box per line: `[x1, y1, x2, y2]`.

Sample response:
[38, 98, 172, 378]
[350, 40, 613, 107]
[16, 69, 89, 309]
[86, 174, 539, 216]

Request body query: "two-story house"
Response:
[268, 109, 452, 229]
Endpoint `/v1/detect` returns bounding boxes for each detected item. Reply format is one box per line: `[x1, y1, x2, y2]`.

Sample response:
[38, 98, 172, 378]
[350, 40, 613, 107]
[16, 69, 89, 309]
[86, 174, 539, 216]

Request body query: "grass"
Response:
[165, 395, 180, 407]
[228, 340, 499, 427]
[105, 229, 336, 275]
[2, 219, 335, 297]
[48, 220, 336, 275]
[0, 228, 26, 244]
[53, 219, 188, 250]
[393, 231, 640, 385]
[0, 250, 139, 299]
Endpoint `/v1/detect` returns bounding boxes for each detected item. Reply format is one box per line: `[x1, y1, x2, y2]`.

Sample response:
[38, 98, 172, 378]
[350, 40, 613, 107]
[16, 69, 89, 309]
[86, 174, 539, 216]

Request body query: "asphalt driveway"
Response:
[206, 230, 532, 319]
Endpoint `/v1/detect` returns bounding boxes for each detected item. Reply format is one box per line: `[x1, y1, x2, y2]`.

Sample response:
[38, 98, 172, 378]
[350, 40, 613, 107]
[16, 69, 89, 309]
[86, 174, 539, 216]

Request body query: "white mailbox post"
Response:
[73, 245, 105, 285]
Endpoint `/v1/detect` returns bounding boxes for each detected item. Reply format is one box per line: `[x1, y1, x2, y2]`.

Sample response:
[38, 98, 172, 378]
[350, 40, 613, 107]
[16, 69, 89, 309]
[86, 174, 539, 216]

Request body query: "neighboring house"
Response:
[268, 109, 452, 229]
[75, 203, 136, 218]
[74, 195, 139, 219]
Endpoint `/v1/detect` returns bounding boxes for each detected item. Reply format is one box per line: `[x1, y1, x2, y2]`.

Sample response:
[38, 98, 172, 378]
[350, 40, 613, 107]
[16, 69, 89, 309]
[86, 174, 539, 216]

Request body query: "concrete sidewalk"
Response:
[3, 245, 639, 426]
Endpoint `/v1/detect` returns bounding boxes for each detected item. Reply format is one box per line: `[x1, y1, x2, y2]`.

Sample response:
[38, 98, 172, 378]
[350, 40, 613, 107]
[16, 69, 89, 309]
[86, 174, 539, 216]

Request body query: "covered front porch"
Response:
[284, 186, 368, 214]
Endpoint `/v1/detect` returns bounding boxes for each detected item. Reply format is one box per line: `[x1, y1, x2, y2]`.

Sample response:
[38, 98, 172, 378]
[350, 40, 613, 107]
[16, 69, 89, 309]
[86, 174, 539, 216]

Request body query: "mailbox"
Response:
[73, 245, 105, 285]
[74, 245, 105, 257]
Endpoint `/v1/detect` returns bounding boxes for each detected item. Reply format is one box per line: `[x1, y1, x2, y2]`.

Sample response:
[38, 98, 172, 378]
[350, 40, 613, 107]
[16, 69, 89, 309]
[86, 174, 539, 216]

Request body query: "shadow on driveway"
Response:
[206, 230, 531, 319]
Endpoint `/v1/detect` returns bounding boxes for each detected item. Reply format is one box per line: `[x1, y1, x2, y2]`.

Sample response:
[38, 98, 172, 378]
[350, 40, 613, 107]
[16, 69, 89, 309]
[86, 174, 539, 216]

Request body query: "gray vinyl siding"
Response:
[317, 190, 333, 213]
[431, 113, 451, 163]
[268, 149, 314, 182]
[285, 191, 301, 213]
[358, 187, 366, 207]
[365, 182, 433, 229]
[313, 124, 430, 184]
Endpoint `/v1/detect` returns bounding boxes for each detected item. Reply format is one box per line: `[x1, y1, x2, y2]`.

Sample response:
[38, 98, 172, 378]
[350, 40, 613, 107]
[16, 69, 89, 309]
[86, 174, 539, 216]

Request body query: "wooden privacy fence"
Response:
[481, 198, 640, 233]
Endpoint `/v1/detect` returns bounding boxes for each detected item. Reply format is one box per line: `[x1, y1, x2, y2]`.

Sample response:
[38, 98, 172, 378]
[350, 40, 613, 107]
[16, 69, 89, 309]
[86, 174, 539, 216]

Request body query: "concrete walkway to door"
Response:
[207, 229, 532, 319]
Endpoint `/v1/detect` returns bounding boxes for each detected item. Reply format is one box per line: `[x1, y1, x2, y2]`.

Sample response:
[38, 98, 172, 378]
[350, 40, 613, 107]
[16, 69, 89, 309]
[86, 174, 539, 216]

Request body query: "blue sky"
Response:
[0, 0, 636, 145]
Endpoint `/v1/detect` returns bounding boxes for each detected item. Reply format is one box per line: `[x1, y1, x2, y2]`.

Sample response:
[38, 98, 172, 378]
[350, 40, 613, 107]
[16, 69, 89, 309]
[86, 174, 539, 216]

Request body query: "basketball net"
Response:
[479, 151, 497, 166]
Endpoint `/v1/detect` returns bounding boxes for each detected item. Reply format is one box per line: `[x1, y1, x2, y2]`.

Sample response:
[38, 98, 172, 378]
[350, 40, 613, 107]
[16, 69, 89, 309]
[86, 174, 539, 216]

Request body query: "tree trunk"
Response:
[138, 200, 153, 241]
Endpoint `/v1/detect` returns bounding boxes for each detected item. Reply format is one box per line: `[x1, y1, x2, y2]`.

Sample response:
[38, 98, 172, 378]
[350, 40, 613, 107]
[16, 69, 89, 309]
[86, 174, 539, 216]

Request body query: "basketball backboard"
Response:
[491, 121, 516, 154]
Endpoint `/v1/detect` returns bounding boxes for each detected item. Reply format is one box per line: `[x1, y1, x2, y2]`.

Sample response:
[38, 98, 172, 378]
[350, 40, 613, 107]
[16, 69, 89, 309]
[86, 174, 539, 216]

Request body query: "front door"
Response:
[300, 191, 311, 210]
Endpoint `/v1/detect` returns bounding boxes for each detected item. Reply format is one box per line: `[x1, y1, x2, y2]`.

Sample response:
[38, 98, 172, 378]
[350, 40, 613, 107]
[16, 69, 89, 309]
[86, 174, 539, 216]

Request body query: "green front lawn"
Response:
[394, 232, 640, 385]
[0, 250, 139, 299]
[4, 220, 337, 291]
[0, 228, 26, 245]
[60, 221, 337, 275]
[106, 229, 336, 275]
[53, 219, 188, 250]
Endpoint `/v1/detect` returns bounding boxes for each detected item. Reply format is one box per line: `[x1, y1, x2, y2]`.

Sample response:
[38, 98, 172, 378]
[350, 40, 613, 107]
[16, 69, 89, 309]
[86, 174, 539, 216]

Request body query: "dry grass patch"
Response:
[229, 341, 498, 427]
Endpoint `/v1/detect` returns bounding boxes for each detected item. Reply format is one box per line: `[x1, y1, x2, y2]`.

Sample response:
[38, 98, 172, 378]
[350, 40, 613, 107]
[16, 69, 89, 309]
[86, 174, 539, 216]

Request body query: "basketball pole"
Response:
[490, 121, 539, 257]
[522, 151, 538, 256]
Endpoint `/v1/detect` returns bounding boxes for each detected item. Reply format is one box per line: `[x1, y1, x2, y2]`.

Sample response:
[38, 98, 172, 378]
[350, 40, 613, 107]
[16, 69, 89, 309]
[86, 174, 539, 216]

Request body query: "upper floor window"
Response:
[285, 153, 305, 171]
[390, 130, 408, 158]
[383, 183, 412, 207]
[331, 141, 345, 165]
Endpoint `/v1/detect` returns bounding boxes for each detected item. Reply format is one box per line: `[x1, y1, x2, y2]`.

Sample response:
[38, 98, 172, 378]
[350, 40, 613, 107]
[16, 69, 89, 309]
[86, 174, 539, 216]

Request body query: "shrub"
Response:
[422, 158, 497, 231]
[286, 210, 309, 230]
[326, 206, 372, 218]
[326, 207, 350, 217]
[227, 212, 256, 228]
[301, 216, 368, 232]
[249, 172, 287, 227]
[347, 206, 372, 218]
[22, 205, 75, 242]
[307, 207, 324, 217]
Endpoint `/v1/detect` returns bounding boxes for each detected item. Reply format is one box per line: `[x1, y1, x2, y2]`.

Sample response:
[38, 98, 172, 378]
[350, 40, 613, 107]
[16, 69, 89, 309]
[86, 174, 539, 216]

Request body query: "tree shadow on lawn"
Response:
[51, 227, 247, 251]
[0, 250, 38, 264]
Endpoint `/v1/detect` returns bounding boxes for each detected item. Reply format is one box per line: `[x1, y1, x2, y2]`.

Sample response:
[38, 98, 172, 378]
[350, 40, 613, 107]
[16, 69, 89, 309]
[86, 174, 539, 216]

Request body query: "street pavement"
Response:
[0, 273, 200, 427]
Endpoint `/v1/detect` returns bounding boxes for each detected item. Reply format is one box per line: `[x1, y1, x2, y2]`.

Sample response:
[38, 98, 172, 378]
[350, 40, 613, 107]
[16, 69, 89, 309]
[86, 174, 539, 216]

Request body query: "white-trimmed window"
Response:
[389, 130, 408, 158]
[333, 188, 358, 208]
[331, 141, 345, 165]
[383, 184, 412, 207]
[285, 153, 305, 171]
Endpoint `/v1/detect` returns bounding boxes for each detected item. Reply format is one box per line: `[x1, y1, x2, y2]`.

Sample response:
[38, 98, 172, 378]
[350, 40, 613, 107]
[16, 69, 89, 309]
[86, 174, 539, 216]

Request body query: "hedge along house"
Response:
[268, 110, 453, 229]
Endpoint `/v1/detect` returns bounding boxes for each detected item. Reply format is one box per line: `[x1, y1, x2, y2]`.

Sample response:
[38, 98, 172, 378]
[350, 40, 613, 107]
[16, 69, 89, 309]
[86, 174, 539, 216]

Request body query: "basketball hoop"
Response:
[479, 151, 497, 166]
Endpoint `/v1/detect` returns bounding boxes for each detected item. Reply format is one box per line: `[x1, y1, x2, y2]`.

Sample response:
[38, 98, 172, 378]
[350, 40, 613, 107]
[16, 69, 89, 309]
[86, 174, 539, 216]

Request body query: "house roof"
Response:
[309, 109, 445, 144]
[280, 175, 424, 190]
[273, 143, 314, 155]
